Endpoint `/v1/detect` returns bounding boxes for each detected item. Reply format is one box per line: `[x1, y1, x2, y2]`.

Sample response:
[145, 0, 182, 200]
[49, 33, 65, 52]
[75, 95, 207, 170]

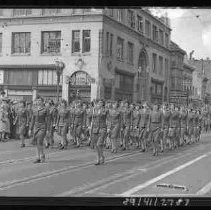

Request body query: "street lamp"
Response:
[55, 60, 65, 103]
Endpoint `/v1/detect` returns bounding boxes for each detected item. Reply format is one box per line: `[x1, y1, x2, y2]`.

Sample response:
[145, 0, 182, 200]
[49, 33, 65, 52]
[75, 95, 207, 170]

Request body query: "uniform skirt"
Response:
[110, 125, 120, 139]
[33, 128, 46, 146]
[92, 128, 106, 146]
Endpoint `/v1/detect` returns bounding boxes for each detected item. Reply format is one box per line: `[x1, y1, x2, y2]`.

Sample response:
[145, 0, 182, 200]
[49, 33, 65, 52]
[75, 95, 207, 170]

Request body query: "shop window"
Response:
[41, 31, 61, 54]
[12, 32, 31, 54]
[38, 70, 62, 85]
[82, 30, 91, 53]
[42, 9, 61, 15]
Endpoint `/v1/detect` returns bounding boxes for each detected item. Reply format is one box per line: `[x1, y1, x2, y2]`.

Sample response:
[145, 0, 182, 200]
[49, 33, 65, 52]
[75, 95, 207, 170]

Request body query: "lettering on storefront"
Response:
[70, 71, 92, 86]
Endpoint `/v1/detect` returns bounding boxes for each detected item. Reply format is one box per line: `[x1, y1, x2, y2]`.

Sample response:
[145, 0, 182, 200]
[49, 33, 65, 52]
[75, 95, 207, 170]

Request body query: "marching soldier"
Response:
[68, 102, 75, 144]
[169, 104, 180, 149]
[73, 100, 85, 147]
[193, 109, 199, 143]
[91, 99, 108, 165]
[14, 100, 28, 148]
[149, 103, 163, 156]
[161, 103, 171, 152]
[119, 100, 125, 148]
[120, 101, 132, 151]
[107, 101, 121, 153]
[138, 102, 150, 152]
[197, 110, 203, 142]
[202, 107, 209, 133]
[86, 101, 94, 149]
[131, 103, 141, 149]
[187, 107, 195, 144]
[56, 99, 69, 150]
[45, 100, 57, 148]
[29, 96, 48, 163]
[180, 106, 188, 146]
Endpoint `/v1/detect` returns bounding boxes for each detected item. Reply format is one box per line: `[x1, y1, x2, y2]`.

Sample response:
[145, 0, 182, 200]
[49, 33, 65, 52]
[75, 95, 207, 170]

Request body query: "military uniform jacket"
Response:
[86, 107, 93, 128]
[193, 113, 199, 127]
[131, 110, 140, 128]
[73, 108, 84, 126]
[121, 107, 132, 128]
[30, 106, 48, 131]
[170, 111, 180, 128]
[139, 109, 150, 129]
[162, 110, 171, 128]
[150, 110, 163, 130]
[16, 107, 28, 127]
[68, 107, 75, 127]
[46, 106, 57, 131]
[92, 108, 107, 133]
[57, 107, 69, 127]
[187, 112, 194, 127]
[180, 111, 188, 128]
[107, 108, 121, 129]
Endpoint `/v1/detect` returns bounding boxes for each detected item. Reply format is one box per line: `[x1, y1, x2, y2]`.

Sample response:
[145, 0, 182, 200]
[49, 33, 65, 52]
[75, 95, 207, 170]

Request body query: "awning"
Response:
[0, 64, 56, 69]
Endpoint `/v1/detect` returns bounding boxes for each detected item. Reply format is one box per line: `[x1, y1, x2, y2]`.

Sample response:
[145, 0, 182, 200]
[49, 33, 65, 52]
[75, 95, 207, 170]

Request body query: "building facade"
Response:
[0, 8, 171, 103]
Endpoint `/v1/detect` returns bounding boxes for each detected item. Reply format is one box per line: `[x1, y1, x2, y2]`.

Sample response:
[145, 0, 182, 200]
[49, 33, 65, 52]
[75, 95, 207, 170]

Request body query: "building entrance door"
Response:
[68, 71, 91, 102]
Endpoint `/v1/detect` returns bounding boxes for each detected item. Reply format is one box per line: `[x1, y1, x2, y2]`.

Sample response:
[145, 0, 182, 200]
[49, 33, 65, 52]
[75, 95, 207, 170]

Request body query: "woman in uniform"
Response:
[139, 102, 150, 152]
[91, 99, 108, 165]
[29, 96, 48, 163]
[180, 106, 188, 146]
[149, 103, 163, 156]
[45, 100, 57, 148]
[56, 99, 69, 150]
[121, 101, 132, 151]
[107, 101, 121, 153]
[187, 108, 195, 144]
[131, 104, 141, 149]
[14, 100, 28, 148]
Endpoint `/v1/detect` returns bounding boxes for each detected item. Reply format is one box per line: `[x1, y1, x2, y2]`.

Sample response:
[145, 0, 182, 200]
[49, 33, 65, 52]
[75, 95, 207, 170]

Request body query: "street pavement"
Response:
[0, 133, 211, 197]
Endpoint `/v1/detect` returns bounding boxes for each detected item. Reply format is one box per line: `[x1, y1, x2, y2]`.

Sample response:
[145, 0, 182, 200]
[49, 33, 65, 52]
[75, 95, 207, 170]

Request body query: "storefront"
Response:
[0, 65, 62, 102]
[114, 68, 135, 103]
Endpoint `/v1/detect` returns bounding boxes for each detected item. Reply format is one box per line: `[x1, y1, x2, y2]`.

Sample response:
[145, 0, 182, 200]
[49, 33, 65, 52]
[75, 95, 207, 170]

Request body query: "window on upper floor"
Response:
[41, 31, 61, 54]
[72, 30, 80, 53]
[145, 20, 151, 38]
[83, 9, 92, 13]
[165, 33, 169, 48]
[41, 9, 61, 15]
[137, 15, 144, 34]
[165, 58, 169, 78]
[0, 9, 3, 16]
[12, 32, 31, 54]
[82, 30, 91, 53]
[152, 25, 158, 42]
[117, 9, 124, 22]
[127, 10, 135, 29]
[110, 33, 113, 56]
[152, 53, 157, 73]
[116, 37, 124, 61]
[159, 29, 164, 46]
[72, 9, 83, 14]
[106, 32, 109, 55]
[13, 9, 32, 16]
[127, 42, 134, 65]
[0, 33, 2, 54]
[108, 9, 114, 17]
[159, 56, 163, 75]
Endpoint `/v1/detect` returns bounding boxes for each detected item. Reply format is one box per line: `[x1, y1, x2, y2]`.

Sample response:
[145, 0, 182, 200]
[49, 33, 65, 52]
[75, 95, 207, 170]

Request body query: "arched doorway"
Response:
[68, 71, 91, 102]
[137, 49, 148, 102]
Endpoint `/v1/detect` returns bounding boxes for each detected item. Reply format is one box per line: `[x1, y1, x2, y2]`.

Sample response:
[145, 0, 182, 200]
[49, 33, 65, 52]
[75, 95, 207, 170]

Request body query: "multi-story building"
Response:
[0, 8, 171, 103]
[169, 41, 186, 105]
[188, 58, 210, 105]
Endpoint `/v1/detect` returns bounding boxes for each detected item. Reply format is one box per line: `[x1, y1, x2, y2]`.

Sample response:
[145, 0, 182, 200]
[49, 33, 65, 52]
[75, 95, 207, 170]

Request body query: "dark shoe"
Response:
[33, 159, 41, 164]
[94, 161, 101, 166]
[45, 143, 50, 149]
[101, 156, 105, 164]
[41, 155, 45, 163]
[122, 147, 126, 151]
[59, 146, 64, 150]
[21, 143, 25, 148]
